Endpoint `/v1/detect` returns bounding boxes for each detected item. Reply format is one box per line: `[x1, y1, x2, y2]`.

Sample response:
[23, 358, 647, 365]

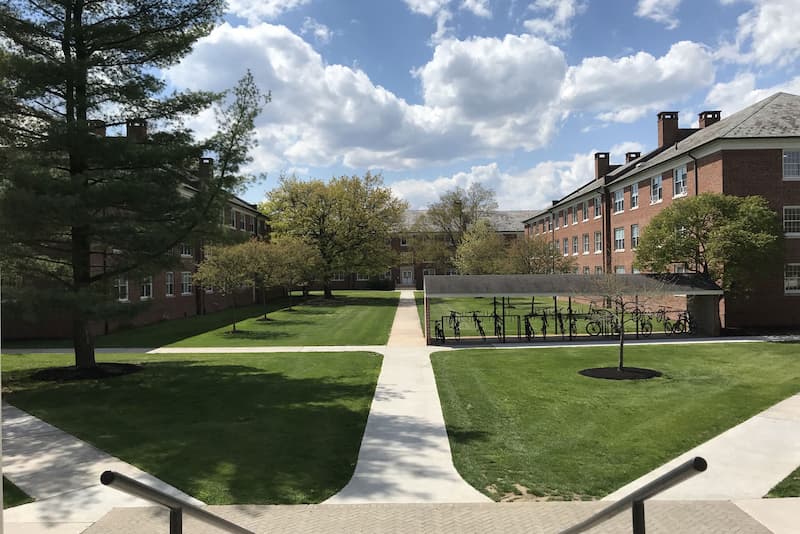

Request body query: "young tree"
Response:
[269, 235, 323, 299]
[263, 173, 407, 298]
[0, 1, 267, 369]
[504, 235, 576, 274]
[420, 183, 498, 246]
[634, 193, 782, 292]
[453, 220, 507, 274]
[193, 243, 256, 332]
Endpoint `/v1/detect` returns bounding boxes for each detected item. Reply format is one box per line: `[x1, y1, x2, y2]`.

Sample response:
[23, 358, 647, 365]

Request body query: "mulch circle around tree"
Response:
[579, 367, 662, 380]
[32, 363, 143, 382]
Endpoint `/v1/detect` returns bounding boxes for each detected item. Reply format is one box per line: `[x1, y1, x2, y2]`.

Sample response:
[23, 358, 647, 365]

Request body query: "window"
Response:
[547, 217, 552, 231]
[651, 176, 663, 203]
[446, 268, 458, 275]
[180, 243, 192, 257]
[381, 270, 392, 280]
[614, 227, 624, 250]
[239, 215, 245, 230]
[631, 183, 639, 208]
[422, 268, 436, 276]
[784, 206, 800, 235]
[674, 165, 687, 197]
[632, 268, 641, 274]
[613, 189, 624, 213]
[114, 276, 128, 301]
[615, 265, 625, 274]
[631, 224, 639, 249]
[229, 210, 236, 228]
[784, 151, 800, 179]
[594, 231, 602, 253]
[572, 236, 579, 255]
[582, 233, 590, 254]
[572, 206, 578, 224]
[595, 266, 603, 274]
[563, 237, 569, 256]
[332, 272, 345, 281]
[583, 266, 590, 275]
[400, 237, 408, 247]
[181, 272, 192, 295]
[581, 201, 588, 221]
[674, 264, 687, 273]
[165, 272, 174, 296]
[356, 273, 370, 281]
[594, 196, 602, 217]
[785, 264, 800, 294]
[140, 276, 152, 300]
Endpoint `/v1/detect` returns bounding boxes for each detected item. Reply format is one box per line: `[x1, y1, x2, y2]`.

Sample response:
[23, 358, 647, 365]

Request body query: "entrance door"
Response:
[401, 269, 414, 286]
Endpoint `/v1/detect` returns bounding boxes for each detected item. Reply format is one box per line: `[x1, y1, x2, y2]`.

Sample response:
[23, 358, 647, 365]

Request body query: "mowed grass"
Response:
[3, 351, 382, 504]
[3, 477, 33, 509]
[431, 342, 800, 500]
[767, 465, 800, 497]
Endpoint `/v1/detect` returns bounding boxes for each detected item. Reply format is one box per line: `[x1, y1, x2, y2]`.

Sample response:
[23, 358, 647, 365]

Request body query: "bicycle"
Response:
[524, 315, 534, 341]
[452, 315, 461, 340]
[471, 311, 486, 340]
[671, 311, 696, 335]
[493, 312, 503, 340]
[434, 319, 445, 344]
[633, 308, 653, 337]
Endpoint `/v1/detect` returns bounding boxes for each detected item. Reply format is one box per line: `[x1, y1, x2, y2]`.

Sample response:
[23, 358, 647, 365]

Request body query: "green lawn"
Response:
[4, 291, 398, 348]
[431, 342, 800, 500]
[767, 465, 800, 497]
[3, 351, 382, 504]
[3, 477, 33, 509]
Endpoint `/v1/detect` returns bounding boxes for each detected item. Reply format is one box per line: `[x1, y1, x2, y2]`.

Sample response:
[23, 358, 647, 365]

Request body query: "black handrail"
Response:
[100, 470, 254, 534]
[559, 456, 707, 534]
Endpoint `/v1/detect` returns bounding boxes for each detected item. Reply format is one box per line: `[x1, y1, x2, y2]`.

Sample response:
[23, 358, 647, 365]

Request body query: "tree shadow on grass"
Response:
[5, 358, 380, 506]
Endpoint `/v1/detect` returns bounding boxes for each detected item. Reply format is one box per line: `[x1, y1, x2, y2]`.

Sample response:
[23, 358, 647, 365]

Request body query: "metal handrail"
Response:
[100, 470, 254, 534]
[559, 456, 707, 534]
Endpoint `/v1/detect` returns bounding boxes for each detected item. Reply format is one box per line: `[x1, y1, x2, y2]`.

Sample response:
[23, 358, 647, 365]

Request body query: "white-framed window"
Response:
[446, 268, 458, 275]
[181, 272, 192, 295]
[651, 176, 663, 203]
[583, 266, 590, 274]
[631, 224, 639, 249]
[140, 276, 152, 300]
[229, 210, 237, 228]
[615, 265, 625, 274]
[380, 270, 392, 280]
[180, 243, 192, 257]
[674, 165, 688, 197]
[582, 233, 590, 254]
[785, 264, 800, 294]
[400, 237, 408, 247]
[631, 183, 639, 209]
[332, 272, 345, 281]
[581, 201, 588, 221]
[356, 273, 370, 281]
[594, 231, 602, 253]
[632, 267, 641, 274]
[422, 268, 436, 276]
[114, 276, 128, 302]
[563, 237, 569, 256]
[594, 196, 602, 218]
[613, 189, 624, 213]
[784, 206, 800, 235]
[572, 206, 578, 224]
[595, 266, 603, 274]
[784, 151, 800, 179]
[572, 236, 579, 255]
[674, 264, 687, 274]
[165, 272, 174, 296]
[573, 266, 580, 274]
[547, 217, 552, 231]
[239, 215, 245, 230]
[614, 227, 625, 251]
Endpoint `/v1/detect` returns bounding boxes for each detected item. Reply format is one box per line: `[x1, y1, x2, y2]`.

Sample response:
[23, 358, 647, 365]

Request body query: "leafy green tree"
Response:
[0, 1, 267, 369]
[269, 235, 323, 299]
[419, 183, 497, 247]
[504, 235, 576, 274]
[453, 220, 507, 274]
[634, 193, 782, 292]
[263, 173, 407, 298]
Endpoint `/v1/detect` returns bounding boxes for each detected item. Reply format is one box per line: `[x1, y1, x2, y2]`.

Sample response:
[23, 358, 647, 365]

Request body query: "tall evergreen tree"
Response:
[0, 1, 267, 369]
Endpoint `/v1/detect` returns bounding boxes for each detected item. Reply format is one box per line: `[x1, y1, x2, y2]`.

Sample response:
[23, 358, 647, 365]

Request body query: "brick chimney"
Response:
[625, 151, 641, 163]
[126, 118, 147, 143]
[594, 152, 611, 179]
[657, 111, 679, 147]
[698, 111, 721, 128]
[88, 119, 106, 138]
[198, 157, 214, 181]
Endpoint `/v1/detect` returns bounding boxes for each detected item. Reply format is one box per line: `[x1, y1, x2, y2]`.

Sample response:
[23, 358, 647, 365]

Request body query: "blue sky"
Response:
[165, 0, 800, 209]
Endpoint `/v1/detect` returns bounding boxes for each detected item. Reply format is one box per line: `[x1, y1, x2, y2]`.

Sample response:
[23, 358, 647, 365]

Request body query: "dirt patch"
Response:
[579, 366, 662, 380]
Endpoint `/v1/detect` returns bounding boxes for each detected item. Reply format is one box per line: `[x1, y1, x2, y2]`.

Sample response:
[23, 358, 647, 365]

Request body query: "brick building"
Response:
[523, 92, 800, 329]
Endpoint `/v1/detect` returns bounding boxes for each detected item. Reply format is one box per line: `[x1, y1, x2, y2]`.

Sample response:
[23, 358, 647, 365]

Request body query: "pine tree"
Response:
[0, 1, 267, 369]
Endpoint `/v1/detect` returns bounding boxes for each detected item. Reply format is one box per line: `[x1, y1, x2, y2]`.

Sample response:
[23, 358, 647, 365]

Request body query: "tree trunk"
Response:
[232, 321, 237, 333]
[73, 316, 96, 369]
[323, 281, 333, 299]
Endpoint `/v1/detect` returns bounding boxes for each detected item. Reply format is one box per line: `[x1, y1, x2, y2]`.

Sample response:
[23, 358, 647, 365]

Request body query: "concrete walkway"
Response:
[2, 403, 203, 534]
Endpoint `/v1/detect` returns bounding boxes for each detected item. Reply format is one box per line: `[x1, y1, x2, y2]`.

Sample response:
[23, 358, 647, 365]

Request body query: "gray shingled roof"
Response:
[424, 274, 723, 297]
[403, 209, 537, 233]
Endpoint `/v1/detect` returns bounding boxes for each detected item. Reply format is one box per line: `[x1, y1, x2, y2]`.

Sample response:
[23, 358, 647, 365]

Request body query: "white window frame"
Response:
[595, 266, 603, 274]
[563, 238, 569, 256]
[650, 176, 663, 204]
[140, 276, 153, 300]
[631, 224, 640, 249]
[631, 183, 639, 209]
[613, 189, 624, 213]
[572, 206, 578, 225]
[380, 270, 392, 280]
[332, 272, 346, 282]
[583, 266, 590, 275]
[181, 272, 192, 295]
[673, 165, 688, 197]
[615, 265, 625, 274]
[115, 276, 128, 302]
[180, 243, 192, 257]
[547, 217, 552, 231]
[229, 209, 237, 228]
[400, 237, 408, 247]
[614, 227, 625, 251]
[784, 150, 800, 180]
[582, 233, 590, 254]
[422, 268, 436, 277]
[785, 264, 800, 294]
[594, 196, 602, 218]
[581, 201, 588, 222]
[572, 236, 579, 255]
[784, 206, 800, 236]
[356, 272, 370, 281]
[165, 272, 174, 297]
[594, 231, 602, 253]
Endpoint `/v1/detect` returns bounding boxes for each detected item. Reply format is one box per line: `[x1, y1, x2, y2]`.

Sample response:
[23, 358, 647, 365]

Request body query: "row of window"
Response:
[556, 226, 640, 256]
[114, 272, 193, 301]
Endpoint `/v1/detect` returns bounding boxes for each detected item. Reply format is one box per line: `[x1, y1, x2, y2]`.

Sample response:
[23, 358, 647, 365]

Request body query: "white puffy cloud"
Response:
[634, 0, 682, 29]
[718, 0, 800, 67]
[300, 17, 333, 44]
[404, 0, 451, 17]
[704, 72, 800, 115]
[523, 0, 586, 40]
[560, 41, 715, 122]
[461, 0, 492, 18]
[226, 0, 311, 24]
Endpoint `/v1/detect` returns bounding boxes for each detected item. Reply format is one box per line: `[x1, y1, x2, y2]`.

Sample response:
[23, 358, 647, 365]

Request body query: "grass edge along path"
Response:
[3, 477, 33, 509]
[431, 342, 800, 501]
[767, 465, 800, 497]
[3, 351, 383, 505]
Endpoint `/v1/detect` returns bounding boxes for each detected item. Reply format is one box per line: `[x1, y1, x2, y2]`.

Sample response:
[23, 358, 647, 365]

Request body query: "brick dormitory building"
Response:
[523, 92, 800, 330]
